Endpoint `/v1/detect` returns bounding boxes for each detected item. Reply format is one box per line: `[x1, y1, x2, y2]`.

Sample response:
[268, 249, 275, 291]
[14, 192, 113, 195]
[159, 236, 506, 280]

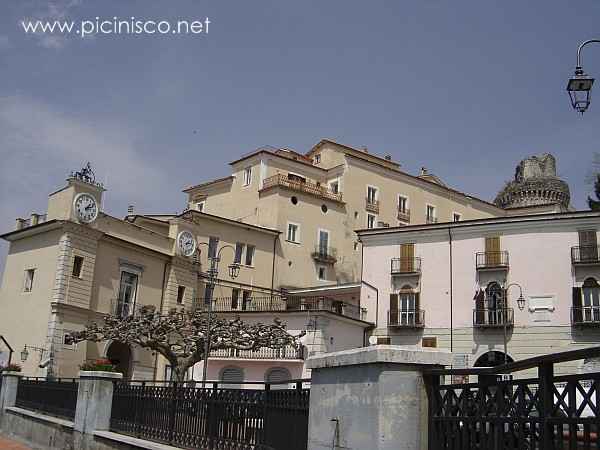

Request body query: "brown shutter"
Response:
[579, 230, 597, 247]
[573, 287, 583, 323]
[400, 244, 415, 272]
[485, 237, 500, 266]
[390, 293, 399, 326]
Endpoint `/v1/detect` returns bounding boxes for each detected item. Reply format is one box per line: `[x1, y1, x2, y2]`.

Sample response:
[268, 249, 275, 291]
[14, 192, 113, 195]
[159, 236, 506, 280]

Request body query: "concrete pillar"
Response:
[74, 370, 122, 434]
[0, 372, 22, 412]
[306, 345, 452, 450]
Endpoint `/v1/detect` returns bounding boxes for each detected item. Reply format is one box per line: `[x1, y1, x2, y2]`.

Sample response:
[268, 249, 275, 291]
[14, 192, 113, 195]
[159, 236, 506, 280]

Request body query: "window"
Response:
[177, 286, 186, 304]
[398, 196, 408, 213]
[367, 186, 378, 204]
[234, 242, 245, 264]
[208, 237, 219, 258]
[318, 230, 330, 255]
[317, 266, 327, 281]
[291, 196, 298, 205]
[314, 154, 321, 164]
[23, 269, 35, 292]
[117, 271, 138, 317]
[287, 173, 306, 183]
[265, 367, 292, 383]
[196, 201, 205, 212]
[287, 223, 300, 243]
[242, 291, 252, 310]
[245, 245, 255, 266]
[329, 180, 339, 194]
[72, 256, 84, 278]
[321, 204, 328, 214]
[220, 366, 244, 384]
[453, 213, 461, 222]
[367, 214, 376, 229]
[243, 167, 252, 186]
[377, 337, 391, 345]
[426, 205, 436, 223]
[579, 230, 598, 261]
[422, 337, 437, 348]
[231, 288, 240, 309]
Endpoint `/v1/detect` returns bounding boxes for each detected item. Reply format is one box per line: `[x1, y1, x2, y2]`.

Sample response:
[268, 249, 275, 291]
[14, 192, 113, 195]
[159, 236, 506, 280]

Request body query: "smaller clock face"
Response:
[73, 193, 98, 224]
[177, 231, 196, 257]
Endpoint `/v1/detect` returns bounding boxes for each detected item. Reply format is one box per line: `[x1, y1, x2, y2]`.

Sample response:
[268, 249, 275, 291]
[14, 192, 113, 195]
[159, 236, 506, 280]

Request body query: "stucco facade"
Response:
[358, 211, 600, 375]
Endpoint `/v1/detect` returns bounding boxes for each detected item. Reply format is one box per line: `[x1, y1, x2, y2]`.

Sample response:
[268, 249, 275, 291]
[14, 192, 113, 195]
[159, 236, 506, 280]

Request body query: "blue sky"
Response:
[1, 1, 599, 274]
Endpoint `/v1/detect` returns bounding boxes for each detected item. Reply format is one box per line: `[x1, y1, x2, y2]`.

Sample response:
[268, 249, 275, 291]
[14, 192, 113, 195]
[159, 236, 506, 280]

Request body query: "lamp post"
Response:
[566, 39, 599, 114]
[193, 243, 241, 388]
[503, 283, 526, 366]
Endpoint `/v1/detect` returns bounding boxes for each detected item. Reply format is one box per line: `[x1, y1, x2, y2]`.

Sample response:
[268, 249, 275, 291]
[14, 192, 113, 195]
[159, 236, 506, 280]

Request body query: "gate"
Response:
[424, 347, 600, 450]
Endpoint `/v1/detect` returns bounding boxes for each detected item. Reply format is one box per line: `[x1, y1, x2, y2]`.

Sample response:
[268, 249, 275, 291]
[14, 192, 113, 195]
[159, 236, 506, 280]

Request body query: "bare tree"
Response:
[69, 306, 304, 382]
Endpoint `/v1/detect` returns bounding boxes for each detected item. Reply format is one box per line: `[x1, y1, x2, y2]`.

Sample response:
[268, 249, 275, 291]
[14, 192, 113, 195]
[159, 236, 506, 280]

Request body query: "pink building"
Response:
[358, 211, 600, 374]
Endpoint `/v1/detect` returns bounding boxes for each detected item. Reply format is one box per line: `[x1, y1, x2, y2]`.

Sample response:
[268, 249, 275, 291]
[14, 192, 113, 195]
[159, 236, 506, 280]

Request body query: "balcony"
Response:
[572, 306, 600, 326]
[311, 246, 338, 264]
[388, 310, 425, 328]
[571, 246, 600, 265]
[210, 345, 304, 360]
[366, 198, 379, 214]
[391, 257, 421, 275]
[196, 296, 367, 321]
[261, 174, 343, 203]
[475, 251, 509, 270]
[397, 208, 410, 223]
[473, 308, 514, 328]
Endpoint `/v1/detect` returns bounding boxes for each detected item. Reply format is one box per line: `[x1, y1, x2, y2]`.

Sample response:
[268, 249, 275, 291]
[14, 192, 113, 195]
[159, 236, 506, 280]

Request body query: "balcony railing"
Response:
[311, 246, 338, 264]
[473, 308, 514, 328]
[388, 310, 425, 328]
[572, 306, 600, 326]
[475, 251, 509, 270]
[210, 345, 304, 360]
[366, 198, 379, 214]
[571, 246, 600, 265]
[397, 208, 410, 222]
[194, 296, 367, 321]
[391, 257, 422, 274]
[261, 174, 343, 203]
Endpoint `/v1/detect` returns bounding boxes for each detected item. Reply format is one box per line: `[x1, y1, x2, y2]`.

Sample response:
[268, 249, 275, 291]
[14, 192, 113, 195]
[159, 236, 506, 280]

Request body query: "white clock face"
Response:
[73, 193, 98, 224]
[177, 231, 196, 257]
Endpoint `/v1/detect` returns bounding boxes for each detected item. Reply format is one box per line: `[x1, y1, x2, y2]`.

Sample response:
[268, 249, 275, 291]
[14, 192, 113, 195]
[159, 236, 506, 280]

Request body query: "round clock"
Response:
[177, 230, 196, 257]
[73, 193, 99, 224]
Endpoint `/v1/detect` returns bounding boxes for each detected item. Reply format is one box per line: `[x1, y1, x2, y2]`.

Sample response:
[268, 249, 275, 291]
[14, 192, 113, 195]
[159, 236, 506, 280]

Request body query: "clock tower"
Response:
[46, 163, 105, 223]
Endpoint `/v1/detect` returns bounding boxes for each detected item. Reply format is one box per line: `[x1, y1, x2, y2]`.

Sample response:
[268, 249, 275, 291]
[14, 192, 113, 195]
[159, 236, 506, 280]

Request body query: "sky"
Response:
[0, 1, 599, 276]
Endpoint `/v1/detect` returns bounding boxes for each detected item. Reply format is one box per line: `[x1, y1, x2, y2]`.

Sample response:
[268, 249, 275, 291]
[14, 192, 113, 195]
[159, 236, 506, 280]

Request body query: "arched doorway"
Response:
[474, 350, 513, 368]
[106, 341, 132, 378]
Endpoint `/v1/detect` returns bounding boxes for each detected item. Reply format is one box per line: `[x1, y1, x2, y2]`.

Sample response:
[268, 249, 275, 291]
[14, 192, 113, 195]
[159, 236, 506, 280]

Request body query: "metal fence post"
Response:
[538, 362, 554, 449]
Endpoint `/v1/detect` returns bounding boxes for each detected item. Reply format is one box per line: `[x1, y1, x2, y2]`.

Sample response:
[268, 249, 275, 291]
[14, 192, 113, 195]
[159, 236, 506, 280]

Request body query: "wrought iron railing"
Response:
[424, 346, 600, 450]
[571, 245, 600, 264]
[475, 251, 510, 269]
[285, 296, 366, 321]
[366, 198, 379, 214]
[391, 257, 422, 274]
[397, 208, 410, 222]
[572, 306, 600, 325]
[473, 308, 514, 327]
[15, 377, 78, 420]
[311, 246, 338, 264]
[110, 380, 310, 450]
[261, 174, 343, 202]
[388, 309, 425, 328]
[210, 345, 304, 360]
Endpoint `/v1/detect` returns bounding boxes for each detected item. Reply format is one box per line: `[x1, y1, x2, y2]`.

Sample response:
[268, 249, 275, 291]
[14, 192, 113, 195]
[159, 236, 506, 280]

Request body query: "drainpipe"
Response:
[448, 227, 454, 353]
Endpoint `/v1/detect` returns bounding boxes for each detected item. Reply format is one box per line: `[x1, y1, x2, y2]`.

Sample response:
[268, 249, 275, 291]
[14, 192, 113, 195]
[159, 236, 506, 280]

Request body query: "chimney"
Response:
[30, 213, 40, 226]
[385, 155, 392, 161]
[420, 167, 428, 175]
[16, 218, 26, 230]
[127, 205, 135, 215]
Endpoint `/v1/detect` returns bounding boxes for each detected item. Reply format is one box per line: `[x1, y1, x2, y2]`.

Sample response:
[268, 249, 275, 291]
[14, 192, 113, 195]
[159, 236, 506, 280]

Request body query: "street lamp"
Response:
[566, 39, 599, 114]
[20, 345, 45, 362]
[193, 243, 241, 387]
[502, 283, 526, 366]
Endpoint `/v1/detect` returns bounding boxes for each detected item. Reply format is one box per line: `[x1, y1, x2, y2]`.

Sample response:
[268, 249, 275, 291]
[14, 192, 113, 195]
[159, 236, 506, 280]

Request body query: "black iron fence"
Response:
[571, 245, 600, 264]
[572, 306, 600, 325]
[110, 380, 310, 450]
[15, 377, 78, 420]
[425, 346, 600, 450]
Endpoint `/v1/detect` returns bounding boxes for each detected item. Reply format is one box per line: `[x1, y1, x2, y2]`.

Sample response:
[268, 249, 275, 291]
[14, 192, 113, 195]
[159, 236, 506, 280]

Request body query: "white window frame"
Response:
[398, 194, 409, 213]
[453, 212, 462, 222]
[366, 214, 377, 229]
[314, 154, 321, 164]
[366, 185, 379, 203]
[317, 228, 331, 253]
[245, 244, 255, 267]
[286, 222, 301, 244]
[243, 166, 252, 187]
[426, 204, 437, 222]
[328, 178, 340, 194]
[196, 201, 206, 212]
[23, 268, 35, 293]
[72, 255, 84, 279]
[117, 266, 141, 317]
[234, 242, 246, 264]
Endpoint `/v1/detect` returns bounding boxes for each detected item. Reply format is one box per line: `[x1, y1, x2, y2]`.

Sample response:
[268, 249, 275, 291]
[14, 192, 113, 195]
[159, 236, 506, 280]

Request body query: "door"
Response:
[579, 230, 598, 262]
[400, 243, 415, 272]
[485, 237, 501, 266]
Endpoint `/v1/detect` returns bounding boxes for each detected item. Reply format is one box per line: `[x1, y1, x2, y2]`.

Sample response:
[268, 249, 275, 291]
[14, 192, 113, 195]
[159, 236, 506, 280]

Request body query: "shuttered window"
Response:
[265, 367, 291, 383]
[400, 244, 415, 272]
[220, 367, 244, 384]
[485, 236, 501, 266]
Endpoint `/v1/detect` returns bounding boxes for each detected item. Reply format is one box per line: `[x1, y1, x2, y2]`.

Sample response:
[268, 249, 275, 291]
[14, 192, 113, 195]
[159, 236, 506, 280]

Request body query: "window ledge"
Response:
[286, 240, 301, 245]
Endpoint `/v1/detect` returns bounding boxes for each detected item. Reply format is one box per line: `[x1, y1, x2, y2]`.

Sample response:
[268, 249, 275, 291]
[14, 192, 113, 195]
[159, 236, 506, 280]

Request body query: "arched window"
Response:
[219, 366, 244, 384]
[265, 367, 292, 384]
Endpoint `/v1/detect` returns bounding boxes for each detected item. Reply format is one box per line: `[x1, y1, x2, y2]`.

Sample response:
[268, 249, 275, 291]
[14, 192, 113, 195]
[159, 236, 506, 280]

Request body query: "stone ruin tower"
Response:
[494, 153, 570, 209]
